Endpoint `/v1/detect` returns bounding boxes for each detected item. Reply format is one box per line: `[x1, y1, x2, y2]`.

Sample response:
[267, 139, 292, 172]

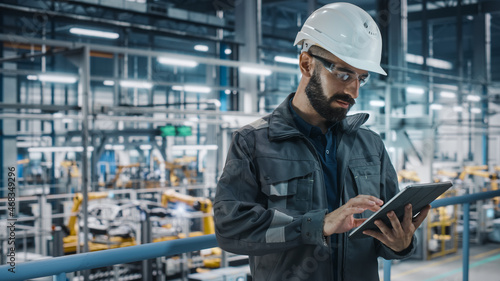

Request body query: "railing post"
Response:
[463, 203, 470, 281]
[52, 226, 64, 257]
[53, 272, 66, 281]
[383, 259, 391, 281]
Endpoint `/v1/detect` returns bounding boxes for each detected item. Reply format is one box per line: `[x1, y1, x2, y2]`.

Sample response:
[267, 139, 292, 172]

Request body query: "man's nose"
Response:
[344, 79, 360, 100]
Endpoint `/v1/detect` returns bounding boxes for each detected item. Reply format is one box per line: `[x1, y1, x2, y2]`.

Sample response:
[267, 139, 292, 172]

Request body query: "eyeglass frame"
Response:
[309, 53, 370, 87]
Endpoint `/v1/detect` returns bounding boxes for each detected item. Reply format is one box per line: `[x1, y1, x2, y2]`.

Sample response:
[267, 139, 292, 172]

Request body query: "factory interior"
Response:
[0, 0, 500, 280]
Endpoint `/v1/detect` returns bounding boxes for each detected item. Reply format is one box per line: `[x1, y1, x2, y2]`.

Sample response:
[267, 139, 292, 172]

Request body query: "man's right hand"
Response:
[323, 195, 384, 236]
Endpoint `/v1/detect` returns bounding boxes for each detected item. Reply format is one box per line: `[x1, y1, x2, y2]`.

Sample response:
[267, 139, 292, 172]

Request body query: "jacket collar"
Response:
[268, 93, 369, 141]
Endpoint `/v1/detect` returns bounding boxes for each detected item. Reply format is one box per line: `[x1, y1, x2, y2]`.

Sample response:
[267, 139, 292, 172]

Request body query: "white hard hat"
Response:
[294, 2, 387, 76]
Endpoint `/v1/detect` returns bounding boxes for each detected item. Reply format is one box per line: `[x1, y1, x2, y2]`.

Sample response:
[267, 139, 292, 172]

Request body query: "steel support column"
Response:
[235, 0, 259, 113]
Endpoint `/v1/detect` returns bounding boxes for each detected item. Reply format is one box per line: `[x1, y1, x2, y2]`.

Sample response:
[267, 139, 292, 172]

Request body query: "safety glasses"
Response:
[310, 54, 370, 87]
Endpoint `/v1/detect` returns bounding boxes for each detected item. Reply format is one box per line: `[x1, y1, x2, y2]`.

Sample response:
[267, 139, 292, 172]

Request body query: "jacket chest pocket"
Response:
[349, 163, 381, 218]
[258, 158, 316, 213]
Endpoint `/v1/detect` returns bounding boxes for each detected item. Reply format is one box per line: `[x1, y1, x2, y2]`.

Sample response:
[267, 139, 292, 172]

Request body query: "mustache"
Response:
[328, 93, 356, 106]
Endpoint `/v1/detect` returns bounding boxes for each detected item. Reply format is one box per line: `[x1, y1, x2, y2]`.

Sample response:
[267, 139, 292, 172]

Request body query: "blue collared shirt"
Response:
[288, 99, 339, 212]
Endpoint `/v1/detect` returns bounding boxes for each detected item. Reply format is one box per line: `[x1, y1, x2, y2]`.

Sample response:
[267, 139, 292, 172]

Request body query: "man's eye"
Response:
[338, 73, 351, 82]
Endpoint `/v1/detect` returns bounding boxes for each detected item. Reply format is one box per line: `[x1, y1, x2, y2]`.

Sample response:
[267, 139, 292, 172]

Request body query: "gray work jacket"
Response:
[214, 93, 416, 281]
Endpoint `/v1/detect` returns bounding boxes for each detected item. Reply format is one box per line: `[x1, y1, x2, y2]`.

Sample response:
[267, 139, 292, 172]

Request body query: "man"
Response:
[214, 3, 430, 281]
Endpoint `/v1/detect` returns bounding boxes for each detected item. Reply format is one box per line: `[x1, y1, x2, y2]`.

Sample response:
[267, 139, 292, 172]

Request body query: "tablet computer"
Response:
[348, 181, 453, 239]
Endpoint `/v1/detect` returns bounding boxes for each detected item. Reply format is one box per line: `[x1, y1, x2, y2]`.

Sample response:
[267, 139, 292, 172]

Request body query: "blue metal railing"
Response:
[1, 190, 499, 281]
[0, 234, 218, 281]
[384, 189, 500, 281]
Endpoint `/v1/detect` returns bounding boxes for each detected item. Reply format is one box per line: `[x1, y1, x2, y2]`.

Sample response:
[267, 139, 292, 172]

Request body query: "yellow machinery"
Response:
[427, 189, 458, 259]
[397, 170, 420, 183]
[63, 192, 136, 254]
[459, 165, 499, 210]
[161, 189, 214, 236]
[98, 163, 141, 188]
[161, 189, 221, 268]
[60, 160, 80, 178]
[434, 170, 459, 183]
[155, 157, 197, 186]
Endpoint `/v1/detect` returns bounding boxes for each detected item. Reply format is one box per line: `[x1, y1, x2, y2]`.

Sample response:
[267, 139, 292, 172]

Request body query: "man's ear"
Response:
[299, 52, 314, 78]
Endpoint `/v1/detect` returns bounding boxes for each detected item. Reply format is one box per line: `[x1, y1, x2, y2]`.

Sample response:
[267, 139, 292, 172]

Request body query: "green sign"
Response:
[159, 125, 192, 137]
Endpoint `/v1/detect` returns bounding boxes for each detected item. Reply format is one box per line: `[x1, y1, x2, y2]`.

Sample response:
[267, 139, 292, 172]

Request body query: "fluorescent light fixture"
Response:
[430, 104, 443, 110]
[405, 54, 424, 65]
[426, 58, 453, 70]
[158, 57, 198, 67]
[53, 112, 63, 118]
[38, 74, 78, 84]
[172, 85, 211, 93]
[105, 144, 125, 150]
[224, 48, 232, 55]
[406, 54, 453, 70]
[103, 80, 115, 86]
[466, 95, 481, 102]
[440, 91, 456, 99]
[172, 145, 218, 151]
[471, 108, 481, 114]
[240, 66, 272, 76]
[453, 106, 463, 112]
[194, 45, 209, 52]
[27, 75, 38, 80]
[369, 100, 385, 107]
[69, 27, 119, 39]
[407, 86, 425, 95]
[274, 56, 299, 65]
[28, 146, 94, 153]
[139, 144, 152, 150]
[120, 80, 153, 89]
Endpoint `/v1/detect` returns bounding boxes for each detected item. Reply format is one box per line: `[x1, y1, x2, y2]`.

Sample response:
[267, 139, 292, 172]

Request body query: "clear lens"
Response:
[311, 54, 370, 87]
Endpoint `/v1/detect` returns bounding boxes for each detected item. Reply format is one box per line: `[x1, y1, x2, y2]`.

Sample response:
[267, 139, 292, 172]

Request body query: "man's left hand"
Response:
[363, 204, 431, 252]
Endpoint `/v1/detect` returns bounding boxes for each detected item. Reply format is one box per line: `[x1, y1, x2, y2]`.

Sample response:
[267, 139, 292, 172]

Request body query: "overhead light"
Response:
[120, 80, 153, 89]
[103, 80, 115, 86]
[224, 48, 232, 55]
[240, 66, 272, 76]
[172, 145, 218, 151]
[194, 45, 209, 52]
[139, 144, 152, 150]
[158, 57, 198, 67]
[440, 91, 456, 99]
[224, 89, 231, 95]
[369, 100, 385, 107]
[27, 75, 38, 80]
[407, 86, 425, 95]
[53, 112, 63, 118]
[405, 54, 424, 65]
[430, 104, 443, 110]
[466, 95, 481, 102]
[69, 27, 119, 39]
[105, 144, 125, 150]
[426, 58, 453, 70]
[172, 85, 211, 93]
[471, 108, 481, 114]
[274, 56, 299, 65]
[453, 106, 463, 112]
[36, 74, 78, 84]
[406, 54, 453, 70]
[28, 146, 94, 152]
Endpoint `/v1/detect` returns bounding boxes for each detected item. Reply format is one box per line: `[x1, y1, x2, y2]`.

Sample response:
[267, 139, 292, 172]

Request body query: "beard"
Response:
[304, 68, 356, 123]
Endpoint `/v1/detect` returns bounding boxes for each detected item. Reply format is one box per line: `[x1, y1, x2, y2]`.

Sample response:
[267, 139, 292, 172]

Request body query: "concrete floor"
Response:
[381, 242, 500, 281]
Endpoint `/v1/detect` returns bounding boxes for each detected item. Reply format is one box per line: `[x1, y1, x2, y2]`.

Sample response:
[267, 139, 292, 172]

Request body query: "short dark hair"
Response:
[308, 45, 330, 58]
